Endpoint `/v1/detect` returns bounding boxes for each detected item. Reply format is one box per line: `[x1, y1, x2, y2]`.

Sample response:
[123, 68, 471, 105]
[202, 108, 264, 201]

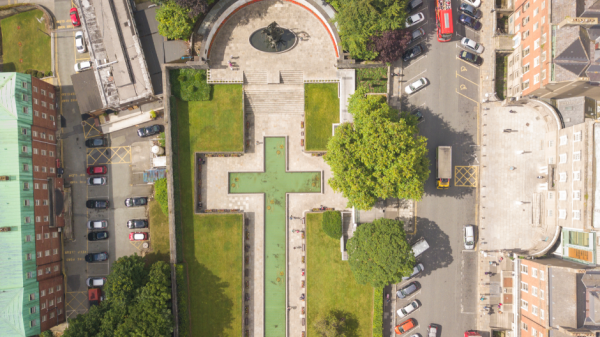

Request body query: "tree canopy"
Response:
[346, 218, 415, 288]
[324, 87, 430, 210]
[63, 256, 173, 337]
[156, 2, 195, 40]
[330, 0, 409, 60]
[368, 29, 412, 64]
[314, 309, 357, 337]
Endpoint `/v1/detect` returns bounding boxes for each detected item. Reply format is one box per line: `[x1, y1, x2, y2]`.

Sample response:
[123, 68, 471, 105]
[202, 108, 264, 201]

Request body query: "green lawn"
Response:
[145, 200, 170, 265]
[307, 213, 373, 337]
[0, 10, 51, 73]
[305, 83, 340, 151]
[356, 68, 388, 93]
[175, 84, 244, 152]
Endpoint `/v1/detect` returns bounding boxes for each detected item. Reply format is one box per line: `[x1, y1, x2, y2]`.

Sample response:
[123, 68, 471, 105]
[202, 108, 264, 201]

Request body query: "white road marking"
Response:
[404, 69, 428, 85]
[403, 55, 427, 70]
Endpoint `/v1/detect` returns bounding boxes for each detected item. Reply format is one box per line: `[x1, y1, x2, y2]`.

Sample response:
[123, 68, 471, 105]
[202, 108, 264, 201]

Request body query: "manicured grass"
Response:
[145, 200, 170, 265]
[307, 213, 373, 337]
[305, 83, 340, 151]
[356, 67, 388, 93]
[0, 10, 51, 73]
[175, 84, 244, 152]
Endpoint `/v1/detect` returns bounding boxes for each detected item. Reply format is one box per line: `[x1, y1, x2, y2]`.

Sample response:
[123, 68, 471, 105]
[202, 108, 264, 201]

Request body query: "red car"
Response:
[87, 165, 107, 175]
[129, 232, 148, 241]
[70, 8, 81, 27]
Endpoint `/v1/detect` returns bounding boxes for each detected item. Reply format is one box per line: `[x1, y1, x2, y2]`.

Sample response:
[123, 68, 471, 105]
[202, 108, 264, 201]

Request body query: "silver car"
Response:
[74, 60, 92, 72]
[87, 176, 107, 186]
[397, 300, 420, 318]
[461, 37, 484, 54]
[86, 277, 107, 287]
[75, 31, 86, 53]
[87, 220, 108, 229]
[403, 263, 425, 280]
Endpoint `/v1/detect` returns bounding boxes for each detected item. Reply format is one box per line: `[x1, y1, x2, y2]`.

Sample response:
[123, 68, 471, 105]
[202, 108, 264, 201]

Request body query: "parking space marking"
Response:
[83, 120, 103, 139]
[87, 146, 131, 165]
[456, 72, 479, 86]
[66, 291, 88, 318]
[129, 240, 146, 251]
[455, 166, 478, 187]
[402, 55, 427, 70]
[456, 56, 480, 69]
[455, 89, 479, 104]
[404, 69, 428, 85]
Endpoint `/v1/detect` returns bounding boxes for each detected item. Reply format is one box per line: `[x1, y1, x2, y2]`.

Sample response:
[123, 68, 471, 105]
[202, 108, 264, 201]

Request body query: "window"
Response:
[560, 135, 568, 145]
[50, 104, 54, 110]
[34, 183, 39, 189]
[25, 234, 31, 241]
[41, 89, 46, 96]
[542, 69, 547, 80]
[50, 168, 55, 174]
[532, 328, 538, 337]
[29, 293, 35, 301]
[57, 285, 62, 291]
[534, 22, 539, 31]
[515, 24, 520, 32]
[49, 134, 54, 141]
[23, 182, 29, 190]
[522, 299, 529, 310]
[559, 191, 567, 200]
[22, 94, 29, 101]
[548, 140, 554, 147]
[574, 151, 581, 161]
[49, 92, 54, 99]
[43, 200, 48, 206]
[37, 252, 42, 259]
[41, 133, 45, 139]
[573, 191, 581, 200]
[534, 56, 540, 67]
[21, 127, 28, 135]
[521, 282, 529, 292]
[533, 286, 538, 296]
[573, 210, 581, 220]
[30, 320, 37, 327]
[26, 271, 34, 279]
[36, 234, 41, 240]
[521, 264, 528, 274]
[43, 216, 49, 222]
[35, 216, 41, 222]
[22, 146, 28, 153]
[41, 101, 47, 108]
[41, 315, 46, 322]
[23, 106, 28, 114]
[26, 253, 32, 260]
[541, 309, 545, 319]
[574, 171, 581, 181]
[523, 63, 530, 73]
[524, 2, 530, 10]
[35, 200, 40, 206]
[548, 209, 553, 217]
[33, 98, 38, 104]
[542, 0, 545, 8]
[523, 16, 530, 25]
[523, 80, 530, 89]
[58, 308, 63, 315]
[523, 46, 530, 57]
[559, 172, 567, 182]
[52, 232, 58, 238]
[523, 30, 530, 39]
[542, 33, 547, 44]
[45, 267, 50, 274]
[32, 131, 37, 137]
[534, 7, 539, 16]
[33, 148, 38, 155]
[522, 322, 529, 331]
[53, 248, 58, 255]
[574, 132, 582, 142]
[34, 110, 38, 117]
[533, 306, 539, 316]
[33, 86, 38, 93]
[532, 268, 538, 277]
[41, 112, 46, 118]
[23, 163, 29, 172]
[44, 233, 49, 239]
[41, 290, 46, 297]
[49, 151, 54, 157]
[548, 192, 554, 199]
[516, 10, 520, 19]
[559, 154, 567, 163]
[41, 150, 46, 156]
[49, 311, 54, 319]
[22, 81, 28, 89]
[41, 303, 46, 310]
[43, 183, 47, 190]
[48, 287, 54, 294]
[34, 166, 39, 172]
[24, 199, 30, 206]
[542, 15, 545, 24]
[559, 209, 567, 219]
[542, 51, 547, 62]
[54, 265, 59, 271]
[57, 296, 62, 303]
[42, 166, 47, 173]
[45, 250, 50, 256]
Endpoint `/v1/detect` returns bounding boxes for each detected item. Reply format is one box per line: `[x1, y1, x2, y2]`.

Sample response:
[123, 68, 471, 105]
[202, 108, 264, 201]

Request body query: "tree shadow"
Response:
[143, 251, 170, 266]
[1, 62, 15, 71]
[411, 218, 453, 276]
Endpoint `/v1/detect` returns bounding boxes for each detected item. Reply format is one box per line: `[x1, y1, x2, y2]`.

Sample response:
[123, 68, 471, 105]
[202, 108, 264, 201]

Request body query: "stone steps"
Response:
[244, 71, 267, 84]
[244, 87, 305, 114]
[280, 70, 304, 84]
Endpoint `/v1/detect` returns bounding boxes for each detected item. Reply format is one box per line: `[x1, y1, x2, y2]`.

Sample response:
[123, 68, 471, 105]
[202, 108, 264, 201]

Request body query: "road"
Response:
[384, 1, 481, 336]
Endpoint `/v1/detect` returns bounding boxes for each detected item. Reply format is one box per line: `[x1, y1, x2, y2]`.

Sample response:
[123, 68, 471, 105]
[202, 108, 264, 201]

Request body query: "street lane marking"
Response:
[460, 84, 467, 90]
[461, 66, 468, 72]
[456, 72, 479, 86]
[455, 166, 478, 187]
[87, 146, 132, 165]
[455, 89, 479, 104]
[83, 120, 103, 139]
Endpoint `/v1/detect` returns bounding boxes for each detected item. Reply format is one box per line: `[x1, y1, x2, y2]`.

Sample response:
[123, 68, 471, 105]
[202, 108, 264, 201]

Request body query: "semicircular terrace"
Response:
[479, 99, 567, 257]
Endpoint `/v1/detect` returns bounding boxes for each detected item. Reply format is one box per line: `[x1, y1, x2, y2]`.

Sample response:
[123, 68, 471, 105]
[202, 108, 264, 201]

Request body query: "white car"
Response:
[74, 60, 92, 72]
[86, 277, 107, 287]
[397, 300, 420, 318]
[75, 31, 86, 53]
[461, 37, 484, 54]
[405, 12, 425, 28]
[405, 77, 428, 95]
[464, 225, 475, 250]
[462, 0, 481, 7]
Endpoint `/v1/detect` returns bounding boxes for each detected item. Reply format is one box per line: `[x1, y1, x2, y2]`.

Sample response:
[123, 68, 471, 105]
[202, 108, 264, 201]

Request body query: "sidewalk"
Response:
[480, 0, 498, 103]
[477, 251, 516, 332]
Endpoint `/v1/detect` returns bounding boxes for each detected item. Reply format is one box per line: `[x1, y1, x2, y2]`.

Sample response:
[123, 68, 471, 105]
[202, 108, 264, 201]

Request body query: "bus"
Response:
[436, 0, 453, 42]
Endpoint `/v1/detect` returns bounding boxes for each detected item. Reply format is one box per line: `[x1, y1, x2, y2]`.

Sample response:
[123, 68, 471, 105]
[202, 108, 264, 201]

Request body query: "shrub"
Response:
[176, 264, 190, 337]
[40, 330, 53, 337]
[25, 69, 33, 75]
[159, 132, 166, 147]
[373, 287, 384, 337]
[178, 75, 187, 82]
[150, 110, 157, 119]
[169, 69, 211, 101]
[155, 178, 168, 216]
[156, 2, 194, 40]
[322, 211, 342, 239]
[46, 70, 53, 77]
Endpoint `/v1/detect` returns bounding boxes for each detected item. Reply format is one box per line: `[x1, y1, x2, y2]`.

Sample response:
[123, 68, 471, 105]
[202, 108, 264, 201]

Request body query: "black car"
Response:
[127, 219, 149, 229]
[88, 231, 109, 241]
[125, 197, 148, 207]
[459, 14, 482, 30]
[407, 0, 423, 12]
[403, 44, 423, 62]
[459, 3, 482, 19]
[458, 50, 482, 65]
[86, 199, 110, 209]
[85, 138, 107, 148]
[411, 110, 424, 123]
[137, 124, 163, 137]
[85, 252, 108, 262]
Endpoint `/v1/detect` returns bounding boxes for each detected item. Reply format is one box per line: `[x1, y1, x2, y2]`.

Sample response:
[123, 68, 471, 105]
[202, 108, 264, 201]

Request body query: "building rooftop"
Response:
[554, 96, 587, 127]
[72, 70, 103, 114]
[549, 268, 586, 329]
[77, 0, 154, 112]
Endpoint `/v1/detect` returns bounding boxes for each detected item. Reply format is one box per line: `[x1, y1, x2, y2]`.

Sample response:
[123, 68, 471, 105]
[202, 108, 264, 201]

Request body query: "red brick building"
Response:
[30, 77, 65, 332]
[520, 260, 549, 337]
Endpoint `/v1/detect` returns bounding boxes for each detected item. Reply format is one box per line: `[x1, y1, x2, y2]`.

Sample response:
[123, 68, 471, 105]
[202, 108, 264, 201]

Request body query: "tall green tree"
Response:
[156, 2, 194, 40]
[332, 0, 409, 60]
[104, 254, 148, 304]
[347, 218, 415, 288]
[63, 304, 106, 337]
[325, 87, 429, 210]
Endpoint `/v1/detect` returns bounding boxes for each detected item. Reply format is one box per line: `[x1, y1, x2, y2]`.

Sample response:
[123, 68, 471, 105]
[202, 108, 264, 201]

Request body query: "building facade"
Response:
[0, 73, 64, 336]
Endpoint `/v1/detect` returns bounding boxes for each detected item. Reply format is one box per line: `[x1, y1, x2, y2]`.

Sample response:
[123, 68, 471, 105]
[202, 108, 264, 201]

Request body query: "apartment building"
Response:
[520, 260, 549, 337]
[506, 0, 551, 97]
[0, 72, 65, 335]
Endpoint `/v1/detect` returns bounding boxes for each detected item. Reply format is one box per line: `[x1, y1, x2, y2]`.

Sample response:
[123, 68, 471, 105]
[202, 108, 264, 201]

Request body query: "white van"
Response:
[411, 238, 429, 258]
[464, 225, 475, 250]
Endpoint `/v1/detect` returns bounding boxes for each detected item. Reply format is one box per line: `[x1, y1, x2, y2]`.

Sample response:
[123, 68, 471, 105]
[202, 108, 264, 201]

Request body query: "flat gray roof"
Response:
[71, 70, 103, 113]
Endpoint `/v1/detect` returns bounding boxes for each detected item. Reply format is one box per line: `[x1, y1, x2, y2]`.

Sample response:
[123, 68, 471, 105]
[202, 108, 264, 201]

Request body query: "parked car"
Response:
[405, 12, 425, 28]
[87, 176, 107, 186]
[405, 77, 428, 95]
[87, 165, 107, 175]
[403, 263, 425, 280]
[396, 282, 419, 299]
[127, 219, 148, 229]
[459, 3, 482, 19]
[74, 60, 92, 72]
[458, 14, 482, 30]
[403, 44, 423, 62]
[86, 200, 109, 209]
[462, 0, 481, 7]
[75, 31, 86, 53]
[407, 0, 423, 12]
[129, 232, 149, 241]
[409, 28, 426, 44]
[464, 225, 475, 250]
[137, 124, 163, 137]
[88, 288, 103, 306]
[86, 277, 107, 287]
[397, 300, 420, 318]
[85, 252, 108, 262]
[460, 37, 485, 54]
[70, 7, 81, 27]
[428, 324, 439, 337]
[458, 50, 482, 65]
[411, 110, 424, 123]
[87, 220, 108, 229]
[85, 138, 106, 148]
[395, 318, 416, 335]
[88, 231, 109, 241]
[125, 197, 148, 207]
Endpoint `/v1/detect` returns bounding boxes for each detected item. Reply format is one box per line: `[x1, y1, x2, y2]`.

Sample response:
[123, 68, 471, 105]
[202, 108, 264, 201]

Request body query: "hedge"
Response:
[169, 69, 212, 101]
[155, 178, 168, 216]
[322, 210, 342, 239]
[176, 264, 190, 337]
[373, 287, 384, 337]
